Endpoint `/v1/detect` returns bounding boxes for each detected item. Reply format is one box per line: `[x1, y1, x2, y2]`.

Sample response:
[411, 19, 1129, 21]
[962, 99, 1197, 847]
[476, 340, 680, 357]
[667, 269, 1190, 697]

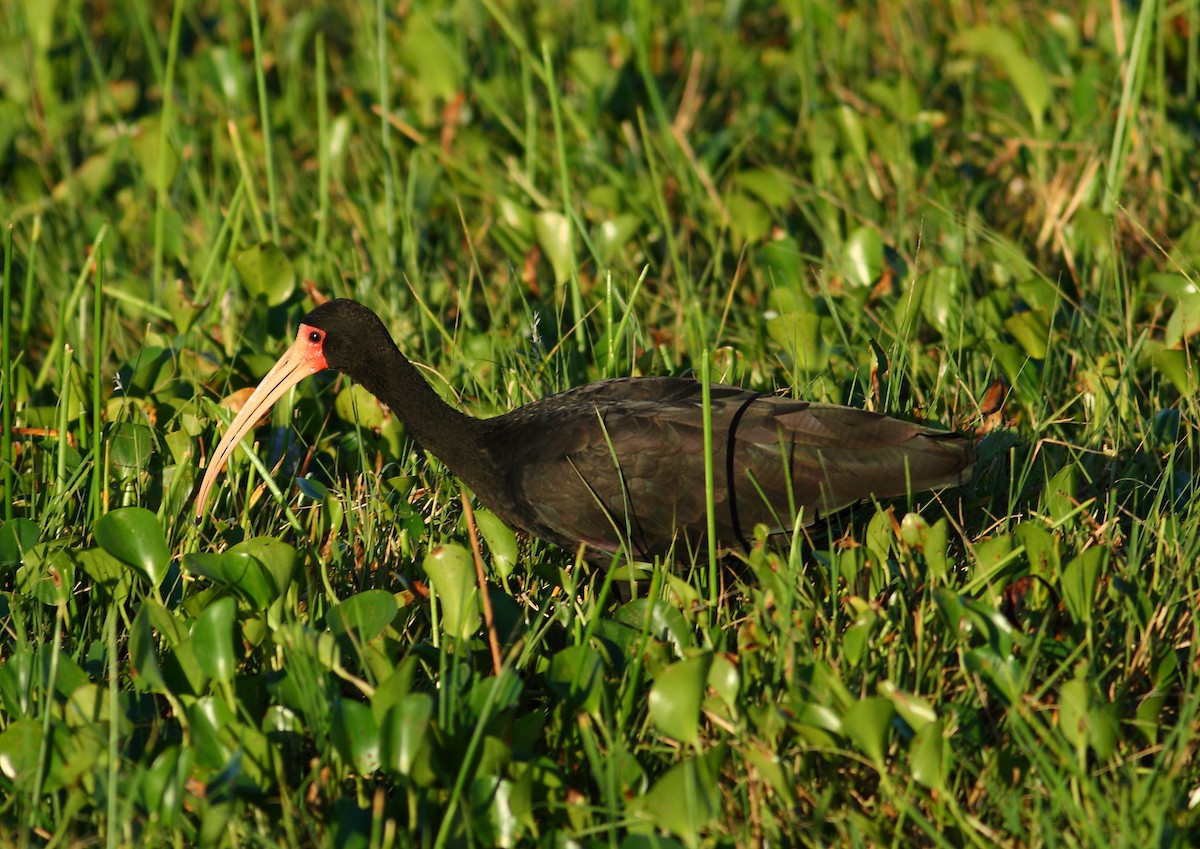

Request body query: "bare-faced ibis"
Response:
[195, 299, 974, 560]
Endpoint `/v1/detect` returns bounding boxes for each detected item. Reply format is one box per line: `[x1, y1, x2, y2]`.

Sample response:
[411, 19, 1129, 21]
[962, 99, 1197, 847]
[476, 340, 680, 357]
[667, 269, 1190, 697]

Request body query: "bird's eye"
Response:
[309, 330, 321, 344]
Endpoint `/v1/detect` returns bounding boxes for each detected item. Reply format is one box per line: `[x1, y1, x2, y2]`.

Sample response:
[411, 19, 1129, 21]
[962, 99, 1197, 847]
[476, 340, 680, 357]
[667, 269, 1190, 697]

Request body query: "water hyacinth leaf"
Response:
[613, 597, 691, 657]
[842, 226, 883, 289]
[327, 590, 398, 645]
[707, 653, 740, 711]
[331, 698, 381, 775]
[1004, 309, 1050, 360]
[187, 696, 239, 770]
[191, 596, 238, 683]
[767, 309, 823, 373]
[649, 652, 713, 744]
[94, 507, 170, 586]
[226, 537, 297, 599]
[909, 718, 947, 791]
[594, 213, 640, 264]
[75, 548, 135, 604]
[1150, 349, 1196, 394]
[107, 422, 155, 472]
[1040, 465, 1076, 524]
[379, 693, 433, 777]
[546, 644, 605, 714]
[842, 697, 895, 766]
[953, 26, 1050, 133]
[470, 508, 519, 579]
[0, 519, 41, 567]
[878, 681, 937, 733]
[965, 647, 1023, 704]
[130, 605, 166, 692]
[140, 745, 192, 826]
[423, 544, 479, 641]
[16, 544, 73, 605]
[234, 242, 295, 306]
[217, 552, 275, 609]
[631, 750, 722, 845]
[0, 718, 41, 789]
[1165, 293, 1200, 347]
[1061, 547, 1105, 627]
[534, 211, 573, 283]
[334, 383, 385, 429]
[726, 193, 771, 245]
[758, 236, 803, 287]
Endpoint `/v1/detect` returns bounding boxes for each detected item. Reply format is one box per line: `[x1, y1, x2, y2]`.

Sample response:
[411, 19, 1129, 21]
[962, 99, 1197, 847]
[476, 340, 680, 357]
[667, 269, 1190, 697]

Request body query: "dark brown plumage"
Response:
[196, 299, 975, 560]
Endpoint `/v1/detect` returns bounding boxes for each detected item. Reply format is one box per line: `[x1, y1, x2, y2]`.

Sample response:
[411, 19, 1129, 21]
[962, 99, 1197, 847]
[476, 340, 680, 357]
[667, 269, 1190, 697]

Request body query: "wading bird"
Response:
[195, 299, 974, 560]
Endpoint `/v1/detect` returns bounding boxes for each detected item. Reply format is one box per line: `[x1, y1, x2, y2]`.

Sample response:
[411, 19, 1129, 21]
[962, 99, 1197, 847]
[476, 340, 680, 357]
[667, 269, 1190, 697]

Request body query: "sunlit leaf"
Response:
[332, 698, 381, 775]
[328, 590, 398, 645]
[379, 693, 433, 778]
[234, 242, 295, 306]
[423, 544, 479, 641]
[649, 653, 713, 744]
[94, 507, 169, 586]
[191, 596, 238, 683]
[842, 697, 894, 765]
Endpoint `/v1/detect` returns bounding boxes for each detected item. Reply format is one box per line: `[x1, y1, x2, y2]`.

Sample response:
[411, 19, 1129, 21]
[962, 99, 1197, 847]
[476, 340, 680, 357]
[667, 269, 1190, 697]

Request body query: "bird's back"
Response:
[483, 377, 973, 559]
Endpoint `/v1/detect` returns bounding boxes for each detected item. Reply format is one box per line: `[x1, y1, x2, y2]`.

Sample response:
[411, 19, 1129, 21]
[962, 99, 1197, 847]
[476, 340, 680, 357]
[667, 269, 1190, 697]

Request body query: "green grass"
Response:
[2, 0, 1200, 846]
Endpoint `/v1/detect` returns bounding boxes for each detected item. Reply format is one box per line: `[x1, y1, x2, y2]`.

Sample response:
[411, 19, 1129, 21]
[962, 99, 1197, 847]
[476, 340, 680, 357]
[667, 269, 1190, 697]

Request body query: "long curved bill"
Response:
[195, 326, 328, 521]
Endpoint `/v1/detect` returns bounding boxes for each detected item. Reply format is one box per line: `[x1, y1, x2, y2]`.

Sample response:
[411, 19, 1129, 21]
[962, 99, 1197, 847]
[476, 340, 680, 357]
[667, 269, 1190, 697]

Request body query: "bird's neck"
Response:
[356, 350, 504, 502]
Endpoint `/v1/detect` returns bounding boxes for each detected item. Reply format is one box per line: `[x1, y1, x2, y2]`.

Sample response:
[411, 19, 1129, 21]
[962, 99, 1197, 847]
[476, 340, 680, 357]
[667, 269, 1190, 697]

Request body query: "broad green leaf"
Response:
[107, 422, 155, 472]
[726, 192, 772, 245]
[332, 698, 381, 775]
[335, 383, 385, 429]
[0, 518, 40, 567]
[327, 590, 398, 645]
[234, 242, 295, 306]
[766, 309, 823, 373]
[614, 597, 691, 657]
[631, 750, 723, 846]
[879, 681, 937, 732]
[954, 26, 1050, 133]
[595, 214, 641, 264]
[843, 226, 883, 288]
[131, 116, 179, 190]
[1151, 348, 1197, 394]
[1004, 310, 1050, 360]
[843, 697, 895, 765]
[534, 211, 573, 283]
[470, 508, 519, 580]
[546, 644, 605, 714]
[909, 718, 947, 791]
[74, 551, 135, 604]
[191, 596, 238, 683]
[130, 606, 166, 692]
[94, 507, 169, 586]
[649, 653, 713, 744]
[423, 544, 479, 641]
[0, 719, 41, 789]
[379, 693, 433, 778]
[227, 537, 297, 599]
[1061, 547, 1105, 627]
[964, 648, 1023, 704]
[758, 237, 803, 287]
[187, 696, 238, 770]
[1165, 293, 1200, 347]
